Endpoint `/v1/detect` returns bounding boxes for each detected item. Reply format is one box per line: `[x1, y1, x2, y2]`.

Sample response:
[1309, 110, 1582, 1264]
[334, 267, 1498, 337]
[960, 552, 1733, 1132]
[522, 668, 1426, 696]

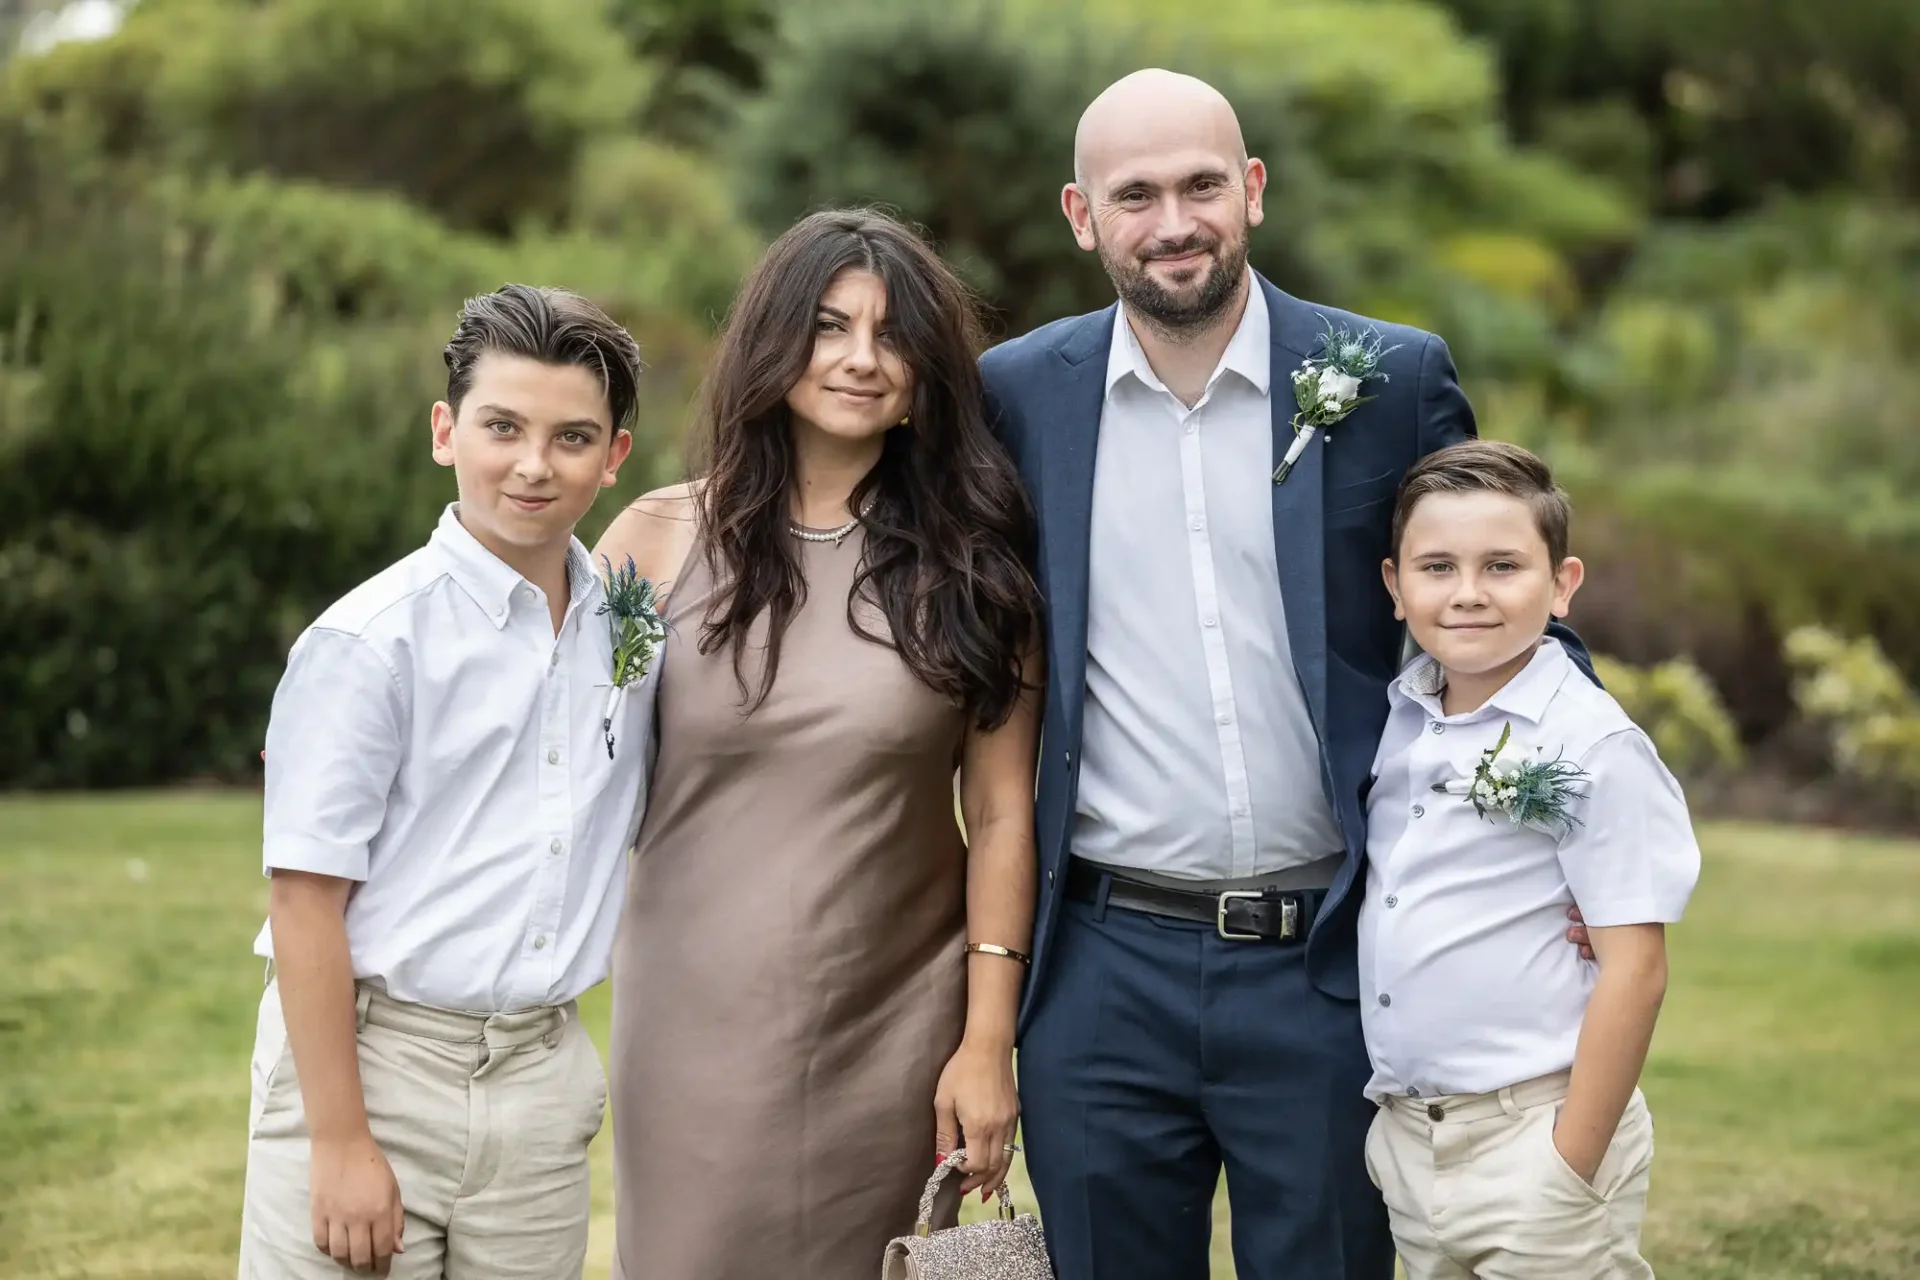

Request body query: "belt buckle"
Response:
[1216, 890, 1298, 942]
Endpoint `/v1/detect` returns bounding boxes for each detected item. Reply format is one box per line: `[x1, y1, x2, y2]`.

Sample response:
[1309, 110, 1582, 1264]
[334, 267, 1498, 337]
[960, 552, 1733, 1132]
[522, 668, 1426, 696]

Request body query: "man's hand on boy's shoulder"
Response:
[310, 1131, 406, 1275]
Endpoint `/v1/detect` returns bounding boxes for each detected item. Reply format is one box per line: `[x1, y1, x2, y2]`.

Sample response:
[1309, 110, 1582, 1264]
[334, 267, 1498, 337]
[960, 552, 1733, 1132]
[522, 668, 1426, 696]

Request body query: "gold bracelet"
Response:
[965, 942, 1032, 967]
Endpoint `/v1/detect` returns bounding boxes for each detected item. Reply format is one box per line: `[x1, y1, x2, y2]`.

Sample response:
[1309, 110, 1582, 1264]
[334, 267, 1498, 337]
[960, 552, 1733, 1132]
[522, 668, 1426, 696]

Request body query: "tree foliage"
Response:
[9, 0, 649, 233]
[1440, 0, 1920, 211]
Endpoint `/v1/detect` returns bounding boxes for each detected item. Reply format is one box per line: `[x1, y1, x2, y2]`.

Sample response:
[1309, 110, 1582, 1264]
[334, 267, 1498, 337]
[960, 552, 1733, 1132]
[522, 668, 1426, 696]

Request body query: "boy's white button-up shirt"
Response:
[251, 504, 653, 1013]
[1358, 638, 1700, 1102]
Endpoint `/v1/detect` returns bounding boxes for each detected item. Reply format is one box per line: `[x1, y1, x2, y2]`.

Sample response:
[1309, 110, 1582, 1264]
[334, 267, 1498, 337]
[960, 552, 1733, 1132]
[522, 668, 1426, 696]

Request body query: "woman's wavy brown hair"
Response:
[691, 208, 1040, 731]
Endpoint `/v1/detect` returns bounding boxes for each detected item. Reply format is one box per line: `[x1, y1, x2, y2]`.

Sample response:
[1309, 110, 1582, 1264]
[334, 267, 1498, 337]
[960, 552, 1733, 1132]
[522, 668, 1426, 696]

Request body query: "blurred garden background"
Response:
[1, 0, 1916, 1276]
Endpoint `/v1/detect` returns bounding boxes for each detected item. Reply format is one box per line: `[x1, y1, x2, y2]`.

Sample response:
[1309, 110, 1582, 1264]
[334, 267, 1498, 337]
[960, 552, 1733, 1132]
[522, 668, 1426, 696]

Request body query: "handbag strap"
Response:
[914, 1149, 1016, 1237]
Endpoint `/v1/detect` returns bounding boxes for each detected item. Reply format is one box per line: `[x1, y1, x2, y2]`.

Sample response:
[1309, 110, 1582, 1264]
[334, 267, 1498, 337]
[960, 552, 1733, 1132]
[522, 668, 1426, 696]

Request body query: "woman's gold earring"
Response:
[898, 412, 911, 427]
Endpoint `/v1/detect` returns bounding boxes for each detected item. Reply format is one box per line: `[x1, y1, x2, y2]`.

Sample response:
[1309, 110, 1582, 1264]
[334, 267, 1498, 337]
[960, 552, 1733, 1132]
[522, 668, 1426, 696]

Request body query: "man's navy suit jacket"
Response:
[979, 272, 1593, 1034]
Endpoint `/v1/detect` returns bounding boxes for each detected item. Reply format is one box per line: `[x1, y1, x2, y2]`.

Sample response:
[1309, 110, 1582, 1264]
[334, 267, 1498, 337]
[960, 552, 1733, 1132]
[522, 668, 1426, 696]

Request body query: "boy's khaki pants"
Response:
[1365, 1071, 1657, 1280]
[238, 980, 607, 1279]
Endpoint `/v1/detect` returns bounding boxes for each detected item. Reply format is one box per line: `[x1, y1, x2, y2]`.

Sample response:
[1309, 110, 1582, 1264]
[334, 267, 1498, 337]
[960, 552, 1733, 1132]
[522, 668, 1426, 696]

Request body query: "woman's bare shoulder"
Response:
[627, 481, 702, 521]
[593, 483, 702, 594]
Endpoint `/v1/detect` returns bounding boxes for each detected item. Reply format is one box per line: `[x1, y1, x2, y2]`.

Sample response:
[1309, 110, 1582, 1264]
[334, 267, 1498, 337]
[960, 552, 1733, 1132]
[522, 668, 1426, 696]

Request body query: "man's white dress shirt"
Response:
[1359, 638, 1700, 1101]
[251, 504, 652, 1013]
[1074, 279, 1344, 880]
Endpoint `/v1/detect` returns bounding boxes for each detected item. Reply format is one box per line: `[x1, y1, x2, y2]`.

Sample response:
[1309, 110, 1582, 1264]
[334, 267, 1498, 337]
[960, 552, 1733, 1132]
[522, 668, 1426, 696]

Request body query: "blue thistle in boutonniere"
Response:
[1432, 722, 1590, 837]
[596, 554, 665, 758]
[1272, 317, 1402, 485]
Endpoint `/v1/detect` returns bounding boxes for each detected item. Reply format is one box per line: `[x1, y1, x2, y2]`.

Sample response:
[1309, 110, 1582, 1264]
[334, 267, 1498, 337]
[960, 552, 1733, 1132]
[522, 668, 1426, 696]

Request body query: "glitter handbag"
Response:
[880, 1148, 1053, 1280]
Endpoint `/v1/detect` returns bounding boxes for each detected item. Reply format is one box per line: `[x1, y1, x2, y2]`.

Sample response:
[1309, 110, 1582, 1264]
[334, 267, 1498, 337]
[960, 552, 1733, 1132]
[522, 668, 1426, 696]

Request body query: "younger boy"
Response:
[239, 284, 647, 1278]
[1360, 441, 1700, 1279]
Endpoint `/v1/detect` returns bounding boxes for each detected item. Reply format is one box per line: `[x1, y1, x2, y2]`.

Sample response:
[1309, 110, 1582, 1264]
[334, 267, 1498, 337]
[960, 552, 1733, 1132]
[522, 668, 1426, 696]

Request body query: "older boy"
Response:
[1361, 441, 1700, 1279]
[238, 285, 649, 1278]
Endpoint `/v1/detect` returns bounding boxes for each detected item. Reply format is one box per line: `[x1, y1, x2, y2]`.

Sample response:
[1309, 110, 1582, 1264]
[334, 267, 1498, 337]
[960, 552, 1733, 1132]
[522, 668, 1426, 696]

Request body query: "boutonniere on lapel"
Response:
[1272, 317, 1402, 485]
[596, 555, 666, 758]
[1432, 722, 1589, 837]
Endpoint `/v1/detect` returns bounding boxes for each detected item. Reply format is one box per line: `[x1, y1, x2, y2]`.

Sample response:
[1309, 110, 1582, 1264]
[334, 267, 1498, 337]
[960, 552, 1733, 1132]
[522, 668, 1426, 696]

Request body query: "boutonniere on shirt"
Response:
[596, 554, 666, 759]
[1432, 721, 1589, 837]
[1272, 317, 1402, 485]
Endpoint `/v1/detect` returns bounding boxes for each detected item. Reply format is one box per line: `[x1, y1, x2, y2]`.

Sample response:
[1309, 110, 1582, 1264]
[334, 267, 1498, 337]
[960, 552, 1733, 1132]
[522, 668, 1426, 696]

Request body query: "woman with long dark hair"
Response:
[593, 209, 1043, 1277]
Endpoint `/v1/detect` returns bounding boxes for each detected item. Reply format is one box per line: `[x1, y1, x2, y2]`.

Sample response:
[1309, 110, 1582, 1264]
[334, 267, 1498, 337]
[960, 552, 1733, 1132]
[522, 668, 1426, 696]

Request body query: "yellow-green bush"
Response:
[1591, 654, 1744, 776]
[1784, 626, 1920, 791]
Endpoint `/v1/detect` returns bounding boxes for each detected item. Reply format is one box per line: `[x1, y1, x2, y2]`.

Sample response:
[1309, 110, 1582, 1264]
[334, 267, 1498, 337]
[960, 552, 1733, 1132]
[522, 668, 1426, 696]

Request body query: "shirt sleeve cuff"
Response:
[262, 835, 370, 881]
[1573, 897, 1689, 928]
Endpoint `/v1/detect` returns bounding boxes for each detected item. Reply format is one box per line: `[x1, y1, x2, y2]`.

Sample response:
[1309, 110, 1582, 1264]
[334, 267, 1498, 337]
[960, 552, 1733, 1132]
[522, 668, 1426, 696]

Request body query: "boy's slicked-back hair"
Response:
[442, 283, 642, 432]
[1391, 440, 1572, 564]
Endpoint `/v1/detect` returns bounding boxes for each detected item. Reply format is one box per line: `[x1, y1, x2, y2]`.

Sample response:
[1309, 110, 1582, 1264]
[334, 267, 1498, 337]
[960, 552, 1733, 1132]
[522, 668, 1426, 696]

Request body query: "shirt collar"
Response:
[1390, 636, 1573, 725]
[429, 503, 598, 630]
[1104, 269, 1270, 399]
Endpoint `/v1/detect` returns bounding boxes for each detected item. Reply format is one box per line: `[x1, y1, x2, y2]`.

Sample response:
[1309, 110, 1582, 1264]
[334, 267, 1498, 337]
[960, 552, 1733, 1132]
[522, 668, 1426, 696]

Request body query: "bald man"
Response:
[978, 71, 1596, 1280]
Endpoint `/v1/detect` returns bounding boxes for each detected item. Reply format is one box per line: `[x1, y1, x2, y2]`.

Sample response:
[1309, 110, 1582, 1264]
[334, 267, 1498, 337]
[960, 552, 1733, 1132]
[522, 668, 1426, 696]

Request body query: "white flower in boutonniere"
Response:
[1432, 721, 1590, 837]
[1272, 317, 1402, 485]
[596, 554, 666, 759]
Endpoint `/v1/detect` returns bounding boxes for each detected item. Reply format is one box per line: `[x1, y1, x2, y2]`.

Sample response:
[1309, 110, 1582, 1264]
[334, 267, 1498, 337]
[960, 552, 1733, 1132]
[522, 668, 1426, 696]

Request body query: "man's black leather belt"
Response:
[1065, 857, 1333, 943]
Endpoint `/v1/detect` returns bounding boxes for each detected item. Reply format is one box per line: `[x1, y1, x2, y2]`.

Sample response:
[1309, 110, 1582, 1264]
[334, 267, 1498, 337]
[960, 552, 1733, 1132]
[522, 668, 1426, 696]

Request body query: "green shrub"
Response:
[0, 161, 702, 788]
[565, 135, 763, 327]
[0, 183, 438, 786]
[1565, 201, 1920, 496]
[1784, 626, 1920, 793]
[1591, 653, 1744, 775]
[1438, 0, 1920, 212]
[604, 0, 778, 144]
[1555, 458, 1920, 744]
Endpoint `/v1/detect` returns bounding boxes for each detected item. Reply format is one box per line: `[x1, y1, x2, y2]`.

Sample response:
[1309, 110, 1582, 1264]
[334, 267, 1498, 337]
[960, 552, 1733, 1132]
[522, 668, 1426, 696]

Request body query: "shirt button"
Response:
[1232, 804, 1248, 817]
[1190, 518, 1204, 531]
[532, 936, 547, 951]
[1385, 894, 1399, 908]
[1406, 1086, 1420, 1098]
[1203, 615, 1218, 628]
[547, 748, 560, 765]
[550, 838, 563, 855]
[1430, 722, 1446, 735]
[549, 651, 560, 668]
[1378, 994, 1391, 1007]
[1184, 423, 1196, 436]
[1217, 713, 1232, 726]
[1411, 804, 1425, 818]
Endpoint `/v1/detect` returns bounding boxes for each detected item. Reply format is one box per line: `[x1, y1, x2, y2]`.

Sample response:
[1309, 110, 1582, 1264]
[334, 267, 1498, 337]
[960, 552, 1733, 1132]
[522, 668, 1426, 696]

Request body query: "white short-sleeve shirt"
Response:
[1358, 638, 1700, 1101]
[250, 504, 654, 1013]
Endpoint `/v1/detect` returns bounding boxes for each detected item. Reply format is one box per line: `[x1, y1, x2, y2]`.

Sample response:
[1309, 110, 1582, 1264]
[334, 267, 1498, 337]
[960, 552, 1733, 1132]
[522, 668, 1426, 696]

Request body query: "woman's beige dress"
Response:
[609, 528, 968, 1279]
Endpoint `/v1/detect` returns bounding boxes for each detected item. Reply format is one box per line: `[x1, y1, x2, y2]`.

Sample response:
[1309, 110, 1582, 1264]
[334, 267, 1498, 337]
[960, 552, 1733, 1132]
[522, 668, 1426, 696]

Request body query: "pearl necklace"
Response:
[788, 498, 875, 547]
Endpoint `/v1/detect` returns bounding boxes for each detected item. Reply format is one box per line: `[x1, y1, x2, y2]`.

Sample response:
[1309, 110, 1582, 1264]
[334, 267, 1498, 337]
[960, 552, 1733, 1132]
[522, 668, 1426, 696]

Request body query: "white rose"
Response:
[1318, 369, 1361, 405]
[1496, 738, 1543, 766]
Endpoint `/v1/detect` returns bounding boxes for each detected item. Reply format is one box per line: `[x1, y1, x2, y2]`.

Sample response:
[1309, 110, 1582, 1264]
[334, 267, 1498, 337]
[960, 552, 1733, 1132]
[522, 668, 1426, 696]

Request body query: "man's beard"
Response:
[1097, 224, 1251, 335]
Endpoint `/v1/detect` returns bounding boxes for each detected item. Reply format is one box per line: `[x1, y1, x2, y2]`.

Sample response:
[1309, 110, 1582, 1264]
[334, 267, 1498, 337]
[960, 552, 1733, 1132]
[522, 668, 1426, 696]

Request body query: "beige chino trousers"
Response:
[1365, 1071, 1657, 1280]
[238, 980, 607, 1280]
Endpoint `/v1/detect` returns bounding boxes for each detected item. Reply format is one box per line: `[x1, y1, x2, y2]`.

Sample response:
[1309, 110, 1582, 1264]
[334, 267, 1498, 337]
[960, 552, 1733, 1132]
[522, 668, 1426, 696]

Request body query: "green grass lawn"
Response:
[3, 793, 1917, 1279]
